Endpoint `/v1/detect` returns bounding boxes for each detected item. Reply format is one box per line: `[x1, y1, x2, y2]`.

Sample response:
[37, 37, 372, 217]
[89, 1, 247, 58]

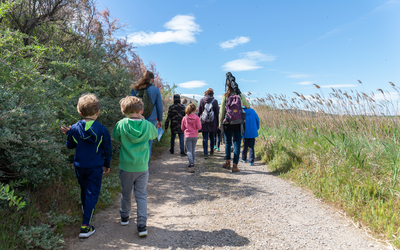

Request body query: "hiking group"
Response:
[60, 71, 260, 239]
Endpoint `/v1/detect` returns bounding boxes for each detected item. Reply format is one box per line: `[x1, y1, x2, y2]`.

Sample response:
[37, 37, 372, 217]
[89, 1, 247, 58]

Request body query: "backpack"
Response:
[200, 99, 216, 123]
[136, 85, 154, 118]
[223, 94, 245, 125]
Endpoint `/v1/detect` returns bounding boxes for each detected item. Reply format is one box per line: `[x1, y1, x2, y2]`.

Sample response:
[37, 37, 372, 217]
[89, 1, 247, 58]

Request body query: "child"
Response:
[112, 96, 157, 237]
[181, 103, 202, 173]
[240, 104, 260, 166]
[164, 94, 186, 156]
[60, 93, 112, 238]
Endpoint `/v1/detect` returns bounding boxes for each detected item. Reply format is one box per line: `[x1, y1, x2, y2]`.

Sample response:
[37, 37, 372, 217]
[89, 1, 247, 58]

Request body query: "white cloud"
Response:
[239, 78, 258, 83]
[127, 15, 201, 46]
[222, 51, 276, 72]
[295, 81, 315, 85]
[320, 84, 358, 88]
[288, 74, 311, 79]
[177, 80, 207, 89]
[219, 36, 250, 49]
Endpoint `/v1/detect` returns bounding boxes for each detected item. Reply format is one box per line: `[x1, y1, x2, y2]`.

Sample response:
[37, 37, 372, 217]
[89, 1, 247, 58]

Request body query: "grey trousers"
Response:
[186, 137, 198, 164]
[119, 170, 148, 226]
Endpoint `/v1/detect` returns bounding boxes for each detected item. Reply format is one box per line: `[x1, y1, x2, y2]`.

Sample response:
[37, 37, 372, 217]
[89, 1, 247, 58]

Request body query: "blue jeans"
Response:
[119, 170, 148, 226]
[214, 129, 221, 148]
[242, 138, 255, 163]
[202, 132, 215, 155]
[171, 133, 184, 153]
[148, 120, 157, 165]
[224, 129, 242, 164]
[75, 166, 103, 225]
[186, 137, 198, 164]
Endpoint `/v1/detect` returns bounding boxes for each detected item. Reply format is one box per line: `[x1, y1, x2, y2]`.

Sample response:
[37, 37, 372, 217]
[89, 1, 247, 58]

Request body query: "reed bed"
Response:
[253, 82, 400, 248]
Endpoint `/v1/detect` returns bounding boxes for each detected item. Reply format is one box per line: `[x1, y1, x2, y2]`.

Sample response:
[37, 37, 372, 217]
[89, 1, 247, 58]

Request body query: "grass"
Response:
[253, 82, 400, 248]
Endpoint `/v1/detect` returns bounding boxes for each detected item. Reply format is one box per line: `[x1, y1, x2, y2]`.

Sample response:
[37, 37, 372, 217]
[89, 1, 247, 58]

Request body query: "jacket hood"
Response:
[119, 118, 151, 144]
[75, 120, 103, 144]
[173, 94, 181, 104]
[186, 114, 198, 125]
[203, 95, 215, 104]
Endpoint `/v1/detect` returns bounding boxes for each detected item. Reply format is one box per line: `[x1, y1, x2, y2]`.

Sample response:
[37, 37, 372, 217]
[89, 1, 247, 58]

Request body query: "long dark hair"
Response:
[224, 72, 240, 97]
[132, 70, 154, 90]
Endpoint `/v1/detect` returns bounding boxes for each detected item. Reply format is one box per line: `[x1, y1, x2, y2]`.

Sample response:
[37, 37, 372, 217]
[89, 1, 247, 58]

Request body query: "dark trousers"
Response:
[170, 133, 184, 153]
[75, 166, 103, 225]
[224, 129, 242, 164]
[202, 132, 215, 155]
[214, 129, 221, 148]
[241, 138, 255, 163]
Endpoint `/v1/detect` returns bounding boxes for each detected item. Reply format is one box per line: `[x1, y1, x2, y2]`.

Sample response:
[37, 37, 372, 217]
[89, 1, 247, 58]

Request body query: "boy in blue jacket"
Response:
[60, 93, 112, 238]
[240, 104, 260, 166]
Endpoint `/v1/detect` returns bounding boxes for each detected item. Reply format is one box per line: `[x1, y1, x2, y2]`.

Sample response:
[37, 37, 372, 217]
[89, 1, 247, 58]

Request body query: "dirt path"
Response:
[66, 141, 388, 250]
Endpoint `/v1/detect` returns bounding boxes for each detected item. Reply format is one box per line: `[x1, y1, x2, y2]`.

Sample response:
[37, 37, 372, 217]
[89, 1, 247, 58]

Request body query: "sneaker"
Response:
[204, 154, 209, 159]
[137, 224, 148, 237]
[216, 147, 220, 152]
[210, 152, 214, 156]
[249, 162, 254, 166]
[121, 216, 129, 226]
[188, 163, 195, 173]
[169, 149, 174, 154]
[214, 146, 217, 149]
[180, 152, 187, 156]
[79, 224, 95, 238]
[240, 159, 247, 163]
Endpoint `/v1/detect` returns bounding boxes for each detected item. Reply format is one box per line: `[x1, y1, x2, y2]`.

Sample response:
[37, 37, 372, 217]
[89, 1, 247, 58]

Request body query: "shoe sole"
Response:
[79, 229, 95, 238]
[138, 231, 148, 237]
[121, 221, 129, 226]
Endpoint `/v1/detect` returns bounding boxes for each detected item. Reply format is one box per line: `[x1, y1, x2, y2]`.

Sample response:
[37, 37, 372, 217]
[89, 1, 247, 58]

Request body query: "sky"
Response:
[95, 0, 400, 104]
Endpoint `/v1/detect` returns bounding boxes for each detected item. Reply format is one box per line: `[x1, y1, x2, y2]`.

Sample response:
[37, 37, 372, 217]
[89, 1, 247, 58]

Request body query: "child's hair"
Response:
[204, 88, 214, 96]
[132, 70, 154, 90]
[185, 103, 196, 115]
[120, 96, 143, 115]
[77, 93, 101, 116]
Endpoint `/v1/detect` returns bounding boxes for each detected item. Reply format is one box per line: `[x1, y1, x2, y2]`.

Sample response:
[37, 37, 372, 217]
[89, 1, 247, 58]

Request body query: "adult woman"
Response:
[218, 72, 250, 172]
[198, 88, 219, 158]
[131, 70, 163, 163]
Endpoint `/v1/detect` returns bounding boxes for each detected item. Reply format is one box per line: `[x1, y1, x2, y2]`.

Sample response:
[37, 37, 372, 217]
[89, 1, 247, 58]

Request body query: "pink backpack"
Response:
[223, 95, 244, 125]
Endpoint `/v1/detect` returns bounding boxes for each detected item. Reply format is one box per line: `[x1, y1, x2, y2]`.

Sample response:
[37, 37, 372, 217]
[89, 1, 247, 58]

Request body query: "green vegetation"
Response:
[254, 84, 400, 248]
[0, 0, 172, 249]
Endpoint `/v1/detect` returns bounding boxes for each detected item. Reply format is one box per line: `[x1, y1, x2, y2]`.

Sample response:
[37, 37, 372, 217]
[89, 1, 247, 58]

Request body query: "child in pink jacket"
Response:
[181, 103, 202, 173]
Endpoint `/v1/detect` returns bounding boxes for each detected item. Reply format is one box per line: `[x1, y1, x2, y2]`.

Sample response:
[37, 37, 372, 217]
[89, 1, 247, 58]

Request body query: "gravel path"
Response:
[66, 140, 388, 250]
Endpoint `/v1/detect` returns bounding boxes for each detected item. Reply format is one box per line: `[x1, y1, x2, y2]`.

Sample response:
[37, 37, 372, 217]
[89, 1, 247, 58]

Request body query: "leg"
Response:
[186, 138, 195, 164]
[224, 130, 233, 160]
[209, 132, 215, 154]
[241, 138, 249, 161]
[232, 130, 242, 165]
[75, 168, 87, 211]
[248, 138, 256, 164]
[216, 130, 221, 148]
[178, 133, 185, 153]
[82, 167, 103, 225]
[119, 170, 135, 218]
[202, 132, 209, 156]
[170, 133, 176, 153]
[133, 171, 149, 226]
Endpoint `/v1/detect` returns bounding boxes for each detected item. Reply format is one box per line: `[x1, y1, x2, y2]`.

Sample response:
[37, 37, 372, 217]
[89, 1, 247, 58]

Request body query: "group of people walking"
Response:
[60, 70, 259, 239]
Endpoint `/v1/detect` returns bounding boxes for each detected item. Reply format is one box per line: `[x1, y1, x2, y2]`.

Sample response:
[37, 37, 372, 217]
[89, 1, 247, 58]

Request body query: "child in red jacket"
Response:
[181, 103, 202, 173]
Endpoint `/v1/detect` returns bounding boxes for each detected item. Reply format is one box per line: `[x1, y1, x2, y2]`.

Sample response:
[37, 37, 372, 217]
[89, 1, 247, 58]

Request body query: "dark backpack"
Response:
[136, 85, 154, 118]
[200, 99, 216, 123]
[223, 94, 245, 125]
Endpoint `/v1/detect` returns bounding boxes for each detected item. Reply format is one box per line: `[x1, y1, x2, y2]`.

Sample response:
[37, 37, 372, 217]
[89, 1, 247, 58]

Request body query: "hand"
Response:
[217, 126, 221, 130]
[157, 121, 162, 129]
[103, 167, 110, 174]
[60, 125, 71, 134]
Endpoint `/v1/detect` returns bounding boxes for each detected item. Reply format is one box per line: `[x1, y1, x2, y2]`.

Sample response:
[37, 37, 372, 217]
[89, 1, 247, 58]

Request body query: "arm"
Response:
[255, 112, 260, 130]
[102, 128, 113, 170]
[181, 116, 186, 132]
[112, 122, 121, 142]
[218, 96, 226, 128]
[155, 89, 163, 122]
[213, 99, 219, 121]
[198, 98, 204, 118]
[240, 94, 250, 108]
[196, 116, 202, 131]
[65, 126, 77, 149]
[164, 106, 172, 131]
[149, 122, 158, 140]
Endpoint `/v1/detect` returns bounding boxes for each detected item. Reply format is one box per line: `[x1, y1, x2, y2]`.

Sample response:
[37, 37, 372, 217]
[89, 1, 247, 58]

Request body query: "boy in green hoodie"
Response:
[112, 96, 158, 237]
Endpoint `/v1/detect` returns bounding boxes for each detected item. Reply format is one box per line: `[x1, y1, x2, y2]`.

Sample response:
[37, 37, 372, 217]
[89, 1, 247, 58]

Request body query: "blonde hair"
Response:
[120, 96, 143, 115]
[185, 103, 196, 115]
[77, 93, 100, 116]
[132, 70, 154, 90]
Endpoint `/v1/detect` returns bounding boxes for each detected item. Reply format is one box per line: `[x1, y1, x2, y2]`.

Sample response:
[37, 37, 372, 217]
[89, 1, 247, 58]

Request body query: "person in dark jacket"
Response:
[165, 94, 186, 156]
[240, 104, 260, 166]
[198, 88, 219, 158]
[131, 71, 163, 164]
[60, 93, 112, 238]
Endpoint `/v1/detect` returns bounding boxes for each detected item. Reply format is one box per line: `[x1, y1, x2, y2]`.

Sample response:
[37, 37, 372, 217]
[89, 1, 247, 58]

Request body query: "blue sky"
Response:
[95, 0, 400, 104]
